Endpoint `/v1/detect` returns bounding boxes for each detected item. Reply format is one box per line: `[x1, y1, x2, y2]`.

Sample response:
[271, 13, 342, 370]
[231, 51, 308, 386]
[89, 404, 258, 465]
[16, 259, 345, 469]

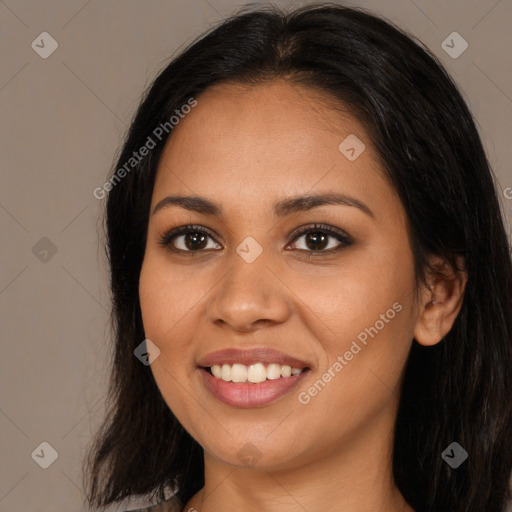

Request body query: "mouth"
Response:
[198, 366, 311, 408]
[196, 348, 312, 408]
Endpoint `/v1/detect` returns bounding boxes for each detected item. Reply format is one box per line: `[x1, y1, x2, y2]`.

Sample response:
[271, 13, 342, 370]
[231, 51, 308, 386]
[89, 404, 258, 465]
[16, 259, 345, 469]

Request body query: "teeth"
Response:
[211, 365, 222, 378]
[231, 364, 247, 383]
[221, 364, 231, 381]
[266, 363, 281, 380]
[209, 363, 305, 383]
[247, 363, 267, 383]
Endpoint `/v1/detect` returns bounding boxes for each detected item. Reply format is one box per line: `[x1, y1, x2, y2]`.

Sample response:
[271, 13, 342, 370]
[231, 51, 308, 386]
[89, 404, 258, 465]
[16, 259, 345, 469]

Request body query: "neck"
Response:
[184, 405, 414, 512]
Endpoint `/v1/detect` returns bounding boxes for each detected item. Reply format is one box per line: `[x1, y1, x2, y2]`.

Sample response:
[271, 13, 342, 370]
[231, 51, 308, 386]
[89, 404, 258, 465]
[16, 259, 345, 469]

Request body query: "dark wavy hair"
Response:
[83, 3, 512, 512]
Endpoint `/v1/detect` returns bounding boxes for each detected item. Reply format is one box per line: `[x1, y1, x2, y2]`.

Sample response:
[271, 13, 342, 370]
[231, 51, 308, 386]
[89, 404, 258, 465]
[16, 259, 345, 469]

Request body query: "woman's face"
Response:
[139, 80, 420, 471]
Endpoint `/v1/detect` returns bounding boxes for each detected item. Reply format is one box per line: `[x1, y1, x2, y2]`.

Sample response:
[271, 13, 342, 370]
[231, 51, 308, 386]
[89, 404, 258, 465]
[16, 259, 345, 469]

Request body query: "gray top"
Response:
[125, 495, 183, 512]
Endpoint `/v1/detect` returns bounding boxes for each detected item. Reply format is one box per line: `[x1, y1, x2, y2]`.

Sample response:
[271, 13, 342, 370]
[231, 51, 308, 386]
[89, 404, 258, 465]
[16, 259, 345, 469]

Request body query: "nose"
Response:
[206, 246, 291, 333]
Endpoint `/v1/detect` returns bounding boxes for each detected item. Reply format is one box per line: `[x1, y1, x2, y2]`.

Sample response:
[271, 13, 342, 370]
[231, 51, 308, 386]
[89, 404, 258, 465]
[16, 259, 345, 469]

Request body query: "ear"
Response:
[414, 256, 467, 347]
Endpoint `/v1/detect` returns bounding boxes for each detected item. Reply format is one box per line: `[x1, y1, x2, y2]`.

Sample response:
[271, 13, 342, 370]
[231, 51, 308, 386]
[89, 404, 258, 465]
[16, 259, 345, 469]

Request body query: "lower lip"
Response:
[198, 367, 310, 408]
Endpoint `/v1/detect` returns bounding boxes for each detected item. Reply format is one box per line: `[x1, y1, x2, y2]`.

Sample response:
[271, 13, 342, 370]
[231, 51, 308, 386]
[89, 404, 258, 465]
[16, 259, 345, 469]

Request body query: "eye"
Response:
[158, 223, 352, 255]
[158, 225, 222, 252]
[287, 223, 353, 254]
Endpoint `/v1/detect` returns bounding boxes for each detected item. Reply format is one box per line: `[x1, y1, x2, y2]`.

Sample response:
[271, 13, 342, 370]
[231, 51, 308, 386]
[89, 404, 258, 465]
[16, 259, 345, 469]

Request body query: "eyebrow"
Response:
[152, 192, 375, 219]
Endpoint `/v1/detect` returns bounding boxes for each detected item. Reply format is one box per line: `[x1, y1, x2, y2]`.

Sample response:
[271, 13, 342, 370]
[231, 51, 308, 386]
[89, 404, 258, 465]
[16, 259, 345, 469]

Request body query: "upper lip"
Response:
[197, 347, 311, 369]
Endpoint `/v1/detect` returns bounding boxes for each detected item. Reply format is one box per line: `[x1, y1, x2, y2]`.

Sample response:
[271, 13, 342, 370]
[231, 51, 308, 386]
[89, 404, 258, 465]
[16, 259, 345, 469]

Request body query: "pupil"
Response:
[307, 232, 327, 251]
[185, 232, 207, 250]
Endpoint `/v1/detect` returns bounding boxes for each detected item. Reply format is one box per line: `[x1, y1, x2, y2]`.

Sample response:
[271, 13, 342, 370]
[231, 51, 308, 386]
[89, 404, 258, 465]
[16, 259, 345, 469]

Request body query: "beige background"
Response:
[1, 1, 511, 511]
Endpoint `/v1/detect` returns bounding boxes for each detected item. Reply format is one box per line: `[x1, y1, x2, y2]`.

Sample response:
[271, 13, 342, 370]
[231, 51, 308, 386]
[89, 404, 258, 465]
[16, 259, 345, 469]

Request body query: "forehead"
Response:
[152, 80, 399, 219]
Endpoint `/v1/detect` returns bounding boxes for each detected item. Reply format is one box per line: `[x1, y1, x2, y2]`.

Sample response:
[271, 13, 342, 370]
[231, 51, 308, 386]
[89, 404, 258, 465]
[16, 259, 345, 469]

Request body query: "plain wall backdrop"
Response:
[1, 1, 511, 511]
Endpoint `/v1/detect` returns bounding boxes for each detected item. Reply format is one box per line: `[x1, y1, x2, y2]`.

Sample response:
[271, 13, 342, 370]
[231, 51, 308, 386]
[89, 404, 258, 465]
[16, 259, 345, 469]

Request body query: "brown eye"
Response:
[288, 223, 353, 254]
[159, 225, 222, 252]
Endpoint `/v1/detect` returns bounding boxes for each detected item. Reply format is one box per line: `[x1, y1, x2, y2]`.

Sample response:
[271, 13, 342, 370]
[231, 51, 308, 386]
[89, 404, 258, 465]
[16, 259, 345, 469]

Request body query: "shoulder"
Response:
[124, 495, 183, 512]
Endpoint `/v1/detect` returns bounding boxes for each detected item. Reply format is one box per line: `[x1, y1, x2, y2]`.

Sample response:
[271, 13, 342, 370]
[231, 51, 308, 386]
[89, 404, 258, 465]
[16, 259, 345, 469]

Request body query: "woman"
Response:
[83, 4, 512, 512]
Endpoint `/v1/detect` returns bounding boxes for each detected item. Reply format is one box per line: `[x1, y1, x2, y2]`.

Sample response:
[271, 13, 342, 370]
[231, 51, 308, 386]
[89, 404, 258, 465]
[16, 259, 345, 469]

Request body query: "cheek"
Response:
[138, 252, 212, 393]
[139, 257, 201, 424]
[138, 253, 205, 344]
[291, 242, 414, 341]
[138, 258, 200, 417]
[293, 248, 416, 406]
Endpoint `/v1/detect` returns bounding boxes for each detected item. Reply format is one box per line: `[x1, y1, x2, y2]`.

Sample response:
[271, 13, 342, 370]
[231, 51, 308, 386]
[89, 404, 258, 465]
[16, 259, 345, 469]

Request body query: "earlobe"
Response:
[413, 257, 467, 347]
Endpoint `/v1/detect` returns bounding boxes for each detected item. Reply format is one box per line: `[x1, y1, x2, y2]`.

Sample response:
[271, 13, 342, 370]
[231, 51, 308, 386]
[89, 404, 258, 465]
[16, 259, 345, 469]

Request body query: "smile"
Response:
[197, 347, 312, 407]
[209, 363, 305, 383]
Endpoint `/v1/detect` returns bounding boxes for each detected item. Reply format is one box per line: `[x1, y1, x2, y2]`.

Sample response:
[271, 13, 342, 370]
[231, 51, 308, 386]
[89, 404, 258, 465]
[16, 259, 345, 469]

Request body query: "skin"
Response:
[138, 79, 467, 512]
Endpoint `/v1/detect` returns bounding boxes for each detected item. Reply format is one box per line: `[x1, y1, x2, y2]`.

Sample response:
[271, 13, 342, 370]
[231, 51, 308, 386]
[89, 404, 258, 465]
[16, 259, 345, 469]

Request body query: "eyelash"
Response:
[158, 223, 353, 257]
